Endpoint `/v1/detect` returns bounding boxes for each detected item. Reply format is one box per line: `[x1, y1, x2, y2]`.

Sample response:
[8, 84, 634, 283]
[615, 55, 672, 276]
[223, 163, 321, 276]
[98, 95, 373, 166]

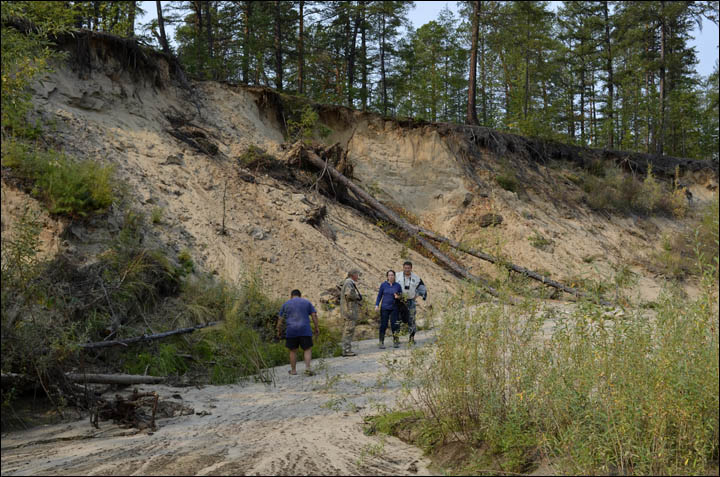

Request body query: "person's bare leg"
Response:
[303, 348, 312, 371]
[289, 349, 298, 374]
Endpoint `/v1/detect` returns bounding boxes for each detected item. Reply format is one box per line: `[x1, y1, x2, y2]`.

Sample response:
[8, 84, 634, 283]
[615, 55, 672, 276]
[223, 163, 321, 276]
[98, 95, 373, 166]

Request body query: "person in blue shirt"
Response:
[277, 289, 319, 376]
[374, 270, 403, 349]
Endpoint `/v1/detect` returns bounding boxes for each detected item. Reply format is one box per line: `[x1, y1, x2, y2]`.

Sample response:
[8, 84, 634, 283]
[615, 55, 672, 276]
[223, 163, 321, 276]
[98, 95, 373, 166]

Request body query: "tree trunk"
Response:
[590, 73, 597, 146]
[523, 18, 530, 120]
[467, 0, 480, 125]
[657, 5, 666, 156]
[93, 1, 100, 31]
[205, 1, 214, 61]
[156, 0, 170, 54]
[360, 1, 368, 111]
[127, 0, 136, 37]
[603, 1, 614, 149]
[65, 374, 165, 385]
[79, 321, 224, 349]
[274, 0, 283, 91]
[298, 0, 304, 94]
[380, 11, 387, 116]
[580, 67, 586, 143]
[480, 7, 487, 125]
[347, 7, 360, 108]
[242, 2, 252, 84]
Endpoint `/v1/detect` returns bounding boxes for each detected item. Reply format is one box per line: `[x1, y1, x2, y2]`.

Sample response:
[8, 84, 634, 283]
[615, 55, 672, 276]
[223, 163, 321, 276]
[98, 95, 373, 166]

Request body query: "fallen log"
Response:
[2, 372, 164, 389]
[293, 143, 501, 297]
[79, 321, 223, 350]
[406, 226, 613, 306]
[66, 374, 165, 385]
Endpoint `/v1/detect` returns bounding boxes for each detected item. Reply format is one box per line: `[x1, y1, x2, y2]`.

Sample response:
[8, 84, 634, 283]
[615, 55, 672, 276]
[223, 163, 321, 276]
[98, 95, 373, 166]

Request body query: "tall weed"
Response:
[392, 261, 718, 474]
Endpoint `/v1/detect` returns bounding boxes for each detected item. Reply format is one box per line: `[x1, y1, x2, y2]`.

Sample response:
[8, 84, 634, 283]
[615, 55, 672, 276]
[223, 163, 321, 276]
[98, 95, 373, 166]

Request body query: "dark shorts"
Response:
[286, 336, 313, 350]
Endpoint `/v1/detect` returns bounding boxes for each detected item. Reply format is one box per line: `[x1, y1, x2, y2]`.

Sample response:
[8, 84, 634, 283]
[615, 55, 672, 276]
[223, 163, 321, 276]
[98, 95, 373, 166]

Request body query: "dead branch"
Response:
[78, 321, 223, 350]
[65, 374, 165, 385]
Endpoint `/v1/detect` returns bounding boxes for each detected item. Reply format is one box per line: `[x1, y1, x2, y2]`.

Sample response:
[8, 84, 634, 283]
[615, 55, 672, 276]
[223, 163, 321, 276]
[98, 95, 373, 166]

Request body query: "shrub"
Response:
[579, 163, 688, 217]
[389, 271, 719, 475]
[151, 206, 164, 224]
[496, 172, 519, 192]
[1, 139, 115, 217]
[285, 104, 332, 142]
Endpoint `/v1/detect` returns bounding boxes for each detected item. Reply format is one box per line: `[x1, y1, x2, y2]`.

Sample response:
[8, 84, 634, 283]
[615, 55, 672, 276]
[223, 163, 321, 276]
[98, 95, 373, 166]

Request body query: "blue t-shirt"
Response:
[375, 281, 403, 310]
[279, 297, 317, 338]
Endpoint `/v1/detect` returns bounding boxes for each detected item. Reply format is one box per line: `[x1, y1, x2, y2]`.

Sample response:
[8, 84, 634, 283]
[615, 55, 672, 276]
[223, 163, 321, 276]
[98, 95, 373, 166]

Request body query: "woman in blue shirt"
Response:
[375, 270, 403, 349]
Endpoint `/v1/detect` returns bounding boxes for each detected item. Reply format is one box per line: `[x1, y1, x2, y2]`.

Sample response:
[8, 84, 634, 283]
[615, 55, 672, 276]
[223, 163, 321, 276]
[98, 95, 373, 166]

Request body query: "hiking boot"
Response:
[378, 342, 386, 349]
[393, 342, 400, 348]
[342, 351, 357, 357]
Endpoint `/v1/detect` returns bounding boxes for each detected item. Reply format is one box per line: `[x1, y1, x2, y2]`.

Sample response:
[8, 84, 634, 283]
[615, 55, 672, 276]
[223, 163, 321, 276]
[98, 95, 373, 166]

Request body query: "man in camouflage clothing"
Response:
[340, 268, 362, 356]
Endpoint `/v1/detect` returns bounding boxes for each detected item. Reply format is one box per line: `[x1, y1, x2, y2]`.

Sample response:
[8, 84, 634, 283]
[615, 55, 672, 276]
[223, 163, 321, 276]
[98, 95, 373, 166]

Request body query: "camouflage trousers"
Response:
[341, 312, 358, 353]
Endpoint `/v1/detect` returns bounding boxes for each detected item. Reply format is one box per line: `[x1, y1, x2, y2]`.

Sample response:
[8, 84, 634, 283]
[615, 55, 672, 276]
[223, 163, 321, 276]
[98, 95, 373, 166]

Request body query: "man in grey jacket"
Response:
[340, 269, 362, 356]
[397, 261, 426, 345]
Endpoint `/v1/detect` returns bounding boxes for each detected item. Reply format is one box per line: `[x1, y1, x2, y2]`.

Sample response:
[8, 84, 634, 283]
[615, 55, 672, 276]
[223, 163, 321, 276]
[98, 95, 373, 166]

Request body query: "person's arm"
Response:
[276, 310, 284, 338]
[311, 312, 319, 336]
[375, 283, 384, 311]
[348, 281, 361, 301]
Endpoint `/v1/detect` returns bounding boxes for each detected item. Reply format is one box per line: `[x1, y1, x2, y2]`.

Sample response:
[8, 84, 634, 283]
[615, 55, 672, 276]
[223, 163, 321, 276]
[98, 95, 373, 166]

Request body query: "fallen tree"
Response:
[1, 372, 164, 390]
[79, 321, 223, 350]
[289, 141, 612, 305]
[66, 374, 165, 385]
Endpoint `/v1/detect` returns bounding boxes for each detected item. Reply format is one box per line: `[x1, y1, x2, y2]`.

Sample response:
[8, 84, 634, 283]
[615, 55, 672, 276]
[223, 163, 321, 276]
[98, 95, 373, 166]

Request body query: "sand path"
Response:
[1, 334, 434, 476]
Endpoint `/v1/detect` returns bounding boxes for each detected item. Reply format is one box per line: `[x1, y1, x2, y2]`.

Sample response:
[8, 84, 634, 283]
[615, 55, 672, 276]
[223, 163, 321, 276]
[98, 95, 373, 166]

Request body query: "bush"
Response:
[579, 163, 688, 217]
[496, 172, 519, 192]
[1, 139, 115, 217]
[390, 272, 719, 474]
[286, 104, 332, 142]
[650, 194, 719, 280]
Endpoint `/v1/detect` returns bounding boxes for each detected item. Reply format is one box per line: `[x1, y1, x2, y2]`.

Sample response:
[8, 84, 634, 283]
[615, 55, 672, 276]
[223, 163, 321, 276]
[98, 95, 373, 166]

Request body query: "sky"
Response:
[138, 1, 719, 78]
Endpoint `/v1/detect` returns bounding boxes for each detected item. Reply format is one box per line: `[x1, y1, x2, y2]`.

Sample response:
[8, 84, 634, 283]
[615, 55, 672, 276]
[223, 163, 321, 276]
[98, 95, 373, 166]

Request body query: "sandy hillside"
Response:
[0, 333, 437, 476]
[22, 54, 460, 332]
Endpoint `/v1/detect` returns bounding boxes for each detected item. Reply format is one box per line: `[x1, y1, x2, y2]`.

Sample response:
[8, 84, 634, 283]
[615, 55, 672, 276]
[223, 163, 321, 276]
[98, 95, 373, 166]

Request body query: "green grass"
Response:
[579, 164, 688, 218]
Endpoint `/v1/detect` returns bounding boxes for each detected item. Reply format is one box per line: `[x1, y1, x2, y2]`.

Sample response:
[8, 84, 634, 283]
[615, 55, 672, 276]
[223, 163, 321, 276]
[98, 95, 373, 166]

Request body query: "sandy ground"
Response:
[1, 333, 437, 476]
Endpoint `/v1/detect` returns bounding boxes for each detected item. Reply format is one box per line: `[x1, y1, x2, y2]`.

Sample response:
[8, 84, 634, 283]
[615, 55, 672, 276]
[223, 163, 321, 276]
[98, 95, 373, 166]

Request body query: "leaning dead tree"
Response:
[288, 141, 612, 306]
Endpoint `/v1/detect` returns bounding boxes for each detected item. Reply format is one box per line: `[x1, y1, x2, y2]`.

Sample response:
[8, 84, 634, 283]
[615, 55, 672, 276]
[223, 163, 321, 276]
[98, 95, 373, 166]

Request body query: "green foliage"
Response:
[1, 139, 115, 217]
[177, 249, 194, 275]
[151, 206, 164, 225]
[1, 2, 69, 136]
[124, 343, 188, 377]
[651, 194, 720, 280]
[285, 104, 331, 142]
[1, 208, 85, 415]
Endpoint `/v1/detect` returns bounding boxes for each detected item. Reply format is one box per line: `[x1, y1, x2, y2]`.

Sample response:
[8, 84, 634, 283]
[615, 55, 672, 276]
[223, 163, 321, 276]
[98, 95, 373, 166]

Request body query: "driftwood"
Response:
[79, 321, 223, 350]
[291, 142, 611, 305]
[91, 389, 159, 430]
[66, 374, 165, 385]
